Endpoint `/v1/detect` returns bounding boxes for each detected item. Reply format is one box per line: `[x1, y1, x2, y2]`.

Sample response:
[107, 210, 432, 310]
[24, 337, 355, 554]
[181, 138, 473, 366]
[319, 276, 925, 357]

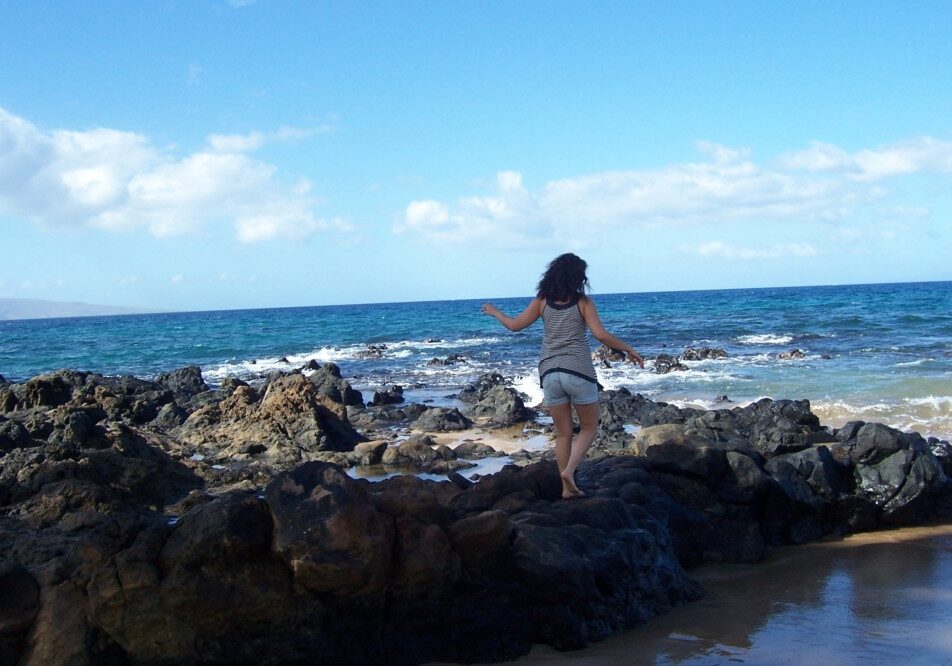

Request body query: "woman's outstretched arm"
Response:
[579, 297, 645, 367]
[482, 298, 543, 331]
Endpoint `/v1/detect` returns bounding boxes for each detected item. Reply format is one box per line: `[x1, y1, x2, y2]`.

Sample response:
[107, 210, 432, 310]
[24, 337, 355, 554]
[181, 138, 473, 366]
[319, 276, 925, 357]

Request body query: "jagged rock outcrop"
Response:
[456, 372, 509, 404]
[3, 364, 952, 665]
[413, 407, 473, 432]
[0, 456, 700, 665]
[177, 373, 364, 462]
[680, 347, 728, 361]
[307, 363, 364, 406]
[592, 344, 627, 368]
[469, 386, 532, 426]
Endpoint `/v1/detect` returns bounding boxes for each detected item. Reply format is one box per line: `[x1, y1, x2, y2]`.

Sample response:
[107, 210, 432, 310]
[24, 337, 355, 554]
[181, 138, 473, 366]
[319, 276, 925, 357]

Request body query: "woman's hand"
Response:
[482, 303, 501, 317]
[627, 349, 645, 368]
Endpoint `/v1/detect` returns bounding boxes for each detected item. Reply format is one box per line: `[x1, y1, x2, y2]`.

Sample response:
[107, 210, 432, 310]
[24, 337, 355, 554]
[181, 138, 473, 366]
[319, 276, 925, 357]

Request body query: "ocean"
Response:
[2, 281, 950, 440]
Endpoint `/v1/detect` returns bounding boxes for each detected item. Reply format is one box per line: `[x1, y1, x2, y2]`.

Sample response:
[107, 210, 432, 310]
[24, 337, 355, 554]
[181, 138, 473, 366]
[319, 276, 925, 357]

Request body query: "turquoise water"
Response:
[1, 281, 950, 438]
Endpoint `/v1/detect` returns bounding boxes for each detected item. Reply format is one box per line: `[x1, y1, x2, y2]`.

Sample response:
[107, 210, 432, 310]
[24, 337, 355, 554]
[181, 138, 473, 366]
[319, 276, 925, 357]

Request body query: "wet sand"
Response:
[435, 525, 952, 665]
[428, 424, 552, 455]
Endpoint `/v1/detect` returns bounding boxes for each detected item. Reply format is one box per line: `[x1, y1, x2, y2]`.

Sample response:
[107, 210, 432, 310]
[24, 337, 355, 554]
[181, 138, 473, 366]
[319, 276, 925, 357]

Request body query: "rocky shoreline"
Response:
[2, 363, 951, 664]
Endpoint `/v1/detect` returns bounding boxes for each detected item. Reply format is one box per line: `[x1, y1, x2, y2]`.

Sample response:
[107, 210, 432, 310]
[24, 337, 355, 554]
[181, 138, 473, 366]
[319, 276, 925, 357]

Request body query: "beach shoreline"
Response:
[477, 524, 952, 665]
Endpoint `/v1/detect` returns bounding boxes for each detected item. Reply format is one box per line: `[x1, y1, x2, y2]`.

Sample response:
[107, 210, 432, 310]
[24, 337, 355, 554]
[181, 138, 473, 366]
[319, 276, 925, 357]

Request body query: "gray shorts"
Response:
[542, 371, 598, 407]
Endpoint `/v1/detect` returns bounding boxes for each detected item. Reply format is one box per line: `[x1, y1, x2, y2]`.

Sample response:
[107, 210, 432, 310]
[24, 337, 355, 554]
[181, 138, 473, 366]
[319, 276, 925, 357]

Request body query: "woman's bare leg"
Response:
[560, 402, 599, 496]
[547, 403, 577, 498]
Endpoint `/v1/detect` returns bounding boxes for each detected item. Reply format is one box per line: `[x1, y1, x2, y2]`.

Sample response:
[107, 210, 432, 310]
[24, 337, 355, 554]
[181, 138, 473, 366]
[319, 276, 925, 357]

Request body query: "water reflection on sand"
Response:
[498, 526, 952, 665]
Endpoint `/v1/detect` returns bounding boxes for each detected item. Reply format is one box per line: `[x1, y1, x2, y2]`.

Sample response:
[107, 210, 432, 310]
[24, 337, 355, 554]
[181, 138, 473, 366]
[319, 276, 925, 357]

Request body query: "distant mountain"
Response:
[0, 298, 156, 321]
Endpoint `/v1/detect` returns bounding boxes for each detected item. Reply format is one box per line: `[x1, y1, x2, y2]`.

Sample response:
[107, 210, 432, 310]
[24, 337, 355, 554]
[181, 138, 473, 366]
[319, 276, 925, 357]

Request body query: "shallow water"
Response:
[491, 525, 952, 665]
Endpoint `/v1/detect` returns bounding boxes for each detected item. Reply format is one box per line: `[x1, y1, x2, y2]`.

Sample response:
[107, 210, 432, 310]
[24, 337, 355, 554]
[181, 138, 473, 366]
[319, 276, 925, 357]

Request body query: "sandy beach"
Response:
[458, 525, 952, 665]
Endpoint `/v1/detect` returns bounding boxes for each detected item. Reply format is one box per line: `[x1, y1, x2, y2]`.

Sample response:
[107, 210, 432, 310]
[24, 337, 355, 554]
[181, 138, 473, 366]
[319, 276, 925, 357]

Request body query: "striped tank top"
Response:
[538, 297, 597, 387]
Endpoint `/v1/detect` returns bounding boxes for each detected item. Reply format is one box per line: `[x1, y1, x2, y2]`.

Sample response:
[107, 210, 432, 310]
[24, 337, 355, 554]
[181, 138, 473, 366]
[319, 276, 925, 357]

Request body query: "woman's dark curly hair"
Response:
[536, 253, 590, 302]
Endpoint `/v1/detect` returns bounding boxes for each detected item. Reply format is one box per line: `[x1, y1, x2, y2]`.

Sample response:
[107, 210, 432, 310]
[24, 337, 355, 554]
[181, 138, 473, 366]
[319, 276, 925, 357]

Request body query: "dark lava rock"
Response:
[179, 374, 364, 458]
[156, 365, 209, 399]
[454, 441, 505, 459]
[0, 417, 31, 451]
[0, 560, 40, 661]
[777, 349, 806, 360]
[457, 372, 509, 404]
[355, 344, 388, 359]
[0, 387, 18, 413]
[680, 347, 728, 361]
[219, 377, 250, 395]
[152, 402, 188, 428]
[16, 370, 84, 408]
[427, 354, 466, 366]
[371, 385, 404, 406]
[592, 344, 627, 366]
[470, 386, 532, 426]
[266, 462, 393, 597]
[414, 407, 473, 432]
[308, 363, 364, 407]
[5, 360, 952, 666]
[653, 354, 688, 374]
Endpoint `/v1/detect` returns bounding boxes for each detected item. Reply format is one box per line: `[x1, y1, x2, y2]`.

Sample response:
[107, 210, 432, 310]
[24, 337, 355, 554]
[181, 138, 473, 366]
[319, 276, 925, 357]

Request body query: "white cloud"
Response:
[400, 149, 854, 247]
[0, 106, 344, 243]
[119, 276, 139, 285]
[682, 240, 819, 261]
[401, 138, 951, 247]
[780, 137, 952, 181]
[396, 171, 550, 245]
[170, 274, 185, 285]
[206, 125, 328, 153]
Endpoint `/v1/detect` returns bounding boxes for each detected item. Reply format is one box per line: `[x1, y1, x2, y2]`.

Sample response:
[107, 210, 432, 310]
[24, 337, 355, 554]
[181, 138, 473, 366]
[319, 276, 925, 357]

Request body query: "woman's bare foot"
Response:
[560, 470, 584, 499]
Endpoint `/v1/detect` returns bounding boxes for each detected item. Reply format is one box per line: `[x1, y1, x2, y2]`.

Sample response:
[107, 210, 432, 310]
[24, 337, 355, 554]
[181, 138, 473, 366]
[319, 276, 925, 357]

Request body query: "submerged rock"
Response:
[427, 353, 467, 366]
[680, 347, 728, 361]
[777, 349, 807, 360]
[653, 354, 688, 374]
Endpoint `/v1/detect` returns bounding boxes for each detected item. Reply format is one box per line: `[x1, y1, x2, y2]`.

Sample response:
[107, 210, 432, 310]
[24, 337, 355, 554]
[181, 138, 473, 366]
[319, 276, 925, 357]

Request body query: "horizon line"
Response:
[3, 277, 950, 323]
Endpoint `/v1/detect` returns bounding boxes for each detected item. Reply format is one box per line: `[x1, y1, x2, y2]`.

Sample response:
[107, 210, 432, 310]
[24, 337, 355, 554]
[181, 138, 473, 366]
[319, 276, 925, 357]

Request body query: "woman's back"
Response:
[539, 297, 596, 385]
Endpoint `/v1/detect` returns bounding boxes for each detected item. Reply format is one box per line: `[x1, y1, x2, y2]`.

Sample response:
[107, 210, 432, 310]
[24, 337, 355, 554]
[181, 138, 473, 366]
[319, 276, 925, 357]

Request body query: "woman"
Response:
[482, 253, 644, 499]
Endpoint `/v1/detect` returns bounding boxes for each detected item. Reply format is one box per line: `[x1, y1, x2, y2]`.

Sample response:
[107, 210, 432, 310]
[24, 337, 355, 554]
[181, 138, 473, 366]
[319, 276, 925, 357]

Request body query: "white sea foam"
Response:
[895, 358, 934, 368]
[201, 335, 506, 385]
[512, 371, 544, 406]
[665, 398, 724, 412]
[904, 395, 952, 412]
[736, 334, 794, 345]
[598, 366, 742, 391]
[812, 396, 952, 440]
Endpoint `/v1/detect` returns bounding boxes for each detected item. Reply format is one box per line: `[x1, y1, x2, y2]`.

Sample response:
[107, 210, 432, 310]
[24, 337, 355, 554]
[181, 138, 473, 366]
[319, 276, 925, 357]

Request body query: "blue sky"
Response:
[1, 0, 950, 311]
